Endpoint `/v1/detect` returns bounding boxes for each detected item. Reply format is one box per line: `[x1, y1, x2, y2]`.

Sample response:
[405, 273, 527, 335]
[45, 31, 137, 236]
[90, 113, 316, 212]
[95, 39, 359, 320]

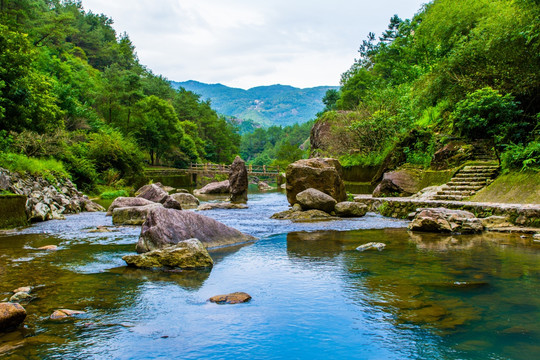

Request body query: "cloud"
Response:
[82, 0, 426, 89]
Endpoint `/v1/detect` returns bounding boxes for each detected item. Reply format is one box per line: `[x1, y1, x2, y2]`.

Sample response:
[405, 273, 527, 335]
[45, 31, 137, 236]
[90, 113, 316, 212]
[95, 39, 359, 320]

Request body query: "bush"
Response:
[0, 153, 70, 181]
[100, 189, 130, 199]
[501, 141, 540, 171]
[451, 87, 522, 142]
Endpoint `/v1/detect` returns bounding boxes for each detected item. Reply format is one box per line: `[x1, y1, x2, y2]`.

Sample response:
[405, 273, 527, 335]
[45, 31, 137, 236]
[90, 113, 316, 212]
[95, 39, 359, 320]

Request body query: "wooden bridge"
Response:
[143, 163, 282, 179]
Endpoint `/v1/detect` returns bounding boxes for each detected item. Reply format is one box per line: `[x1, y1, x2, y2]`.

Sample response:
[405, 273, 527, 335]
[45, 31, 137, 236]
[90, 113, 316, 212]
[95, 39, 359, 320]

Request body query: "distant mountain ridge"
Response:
[170, 80, 339, 127]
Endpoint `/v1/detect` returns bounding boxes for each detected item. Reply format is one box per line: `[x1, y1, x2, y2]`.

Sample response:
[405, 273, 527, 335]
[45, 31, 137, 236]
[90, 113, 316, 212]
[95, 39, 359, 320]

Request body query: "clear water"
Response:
[1, 191, 539, 359]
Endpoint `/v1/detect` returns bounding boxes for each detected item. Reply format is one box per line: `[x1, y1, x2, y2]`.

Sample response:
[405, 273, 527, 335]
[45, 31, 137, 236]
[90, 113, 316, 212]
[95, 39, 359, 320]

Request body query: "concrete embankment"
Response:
[0, 194, 28, 228]
[354, 195, 540, 228]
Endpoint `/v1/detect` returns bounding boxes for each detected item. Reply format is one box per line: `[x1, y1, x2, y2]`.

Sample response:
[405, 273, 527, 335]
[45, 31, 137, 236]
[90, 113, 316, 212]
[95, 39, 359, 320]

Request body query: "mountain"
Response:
[170, 80, 339, 127]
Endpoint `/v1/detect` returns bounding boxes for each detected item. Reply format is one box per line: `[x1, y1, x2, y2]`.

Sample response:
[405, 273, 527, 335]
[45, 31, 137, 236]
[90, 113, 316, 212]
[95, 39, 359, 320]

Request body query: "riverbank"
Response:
[354, 195, 540, 229]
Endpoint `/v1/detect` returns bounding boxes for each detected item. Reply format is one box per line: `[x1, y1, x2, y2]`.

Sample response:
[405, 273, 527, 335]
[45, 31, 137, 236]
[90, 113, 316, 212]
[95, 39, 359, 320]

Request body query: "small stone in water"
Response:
[9, 292, 33, 303]
[12, 287, 31, 294]
[209, 292, 252, 304]
[50, 309, 85, 320]
[38, 245, 58, 251]
[356, 242, 386, 252]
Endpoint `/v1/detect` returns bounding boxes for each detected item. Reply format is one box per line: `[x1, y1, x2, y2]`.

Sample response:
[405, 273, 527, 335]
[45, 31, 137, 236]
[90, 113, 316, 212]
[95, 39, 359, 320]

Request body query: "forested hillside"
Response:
[0, 0, 239, 192]
[314, 0, 539, 172]
[171, 80, 338, 127]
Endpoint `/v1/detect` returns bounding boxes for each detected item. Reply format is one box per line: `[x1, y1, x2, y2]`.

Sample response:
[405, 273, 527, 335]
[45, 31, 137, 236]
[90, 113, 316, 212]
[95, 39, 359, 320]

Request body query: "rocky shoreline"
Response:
[0, 168, 104, 224]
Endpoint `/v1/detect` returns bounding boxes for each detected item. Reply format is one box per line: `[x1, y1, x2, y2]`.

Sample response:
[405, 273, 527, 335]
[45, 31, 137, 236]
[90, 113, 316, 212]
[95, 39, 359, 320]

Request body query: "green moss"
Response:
[100, 189, 130, 199]
[0, 194, 28, 229]
[469, 171, 540, 204]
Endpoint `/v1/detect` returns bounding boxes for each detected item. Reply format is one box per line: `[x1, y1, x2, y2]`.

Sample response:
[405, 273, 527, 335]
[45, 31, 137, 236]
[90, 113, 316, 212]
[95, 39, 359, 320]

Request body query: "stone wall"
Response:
[0, 194, 28, 228]
[355, 197, 540, 228]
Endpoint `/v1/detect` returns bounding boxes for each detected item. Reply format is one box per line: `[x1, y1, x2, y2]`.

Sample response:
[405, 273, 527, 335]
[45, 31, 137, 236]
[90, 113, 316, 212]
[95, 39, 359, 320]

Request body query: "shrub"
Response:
[0, 152, 70, 181]
[100, 189, 130, 199]
[501, 141, 540, 171]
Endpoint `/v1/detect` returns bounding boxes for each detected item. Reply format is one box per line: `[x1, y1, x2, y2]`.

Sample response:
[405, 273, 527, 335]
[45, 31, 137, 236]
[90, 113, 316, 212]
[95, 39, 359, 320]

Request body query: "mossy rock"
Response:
[0, 195, 28, 229]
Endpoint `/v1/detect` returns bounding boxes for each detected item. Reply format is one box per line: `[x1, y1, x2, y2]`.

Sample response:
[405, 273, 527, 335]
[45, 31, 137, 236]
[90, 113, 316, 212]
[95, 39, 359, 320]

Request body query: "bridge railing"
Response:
[189, 163, 281, 174]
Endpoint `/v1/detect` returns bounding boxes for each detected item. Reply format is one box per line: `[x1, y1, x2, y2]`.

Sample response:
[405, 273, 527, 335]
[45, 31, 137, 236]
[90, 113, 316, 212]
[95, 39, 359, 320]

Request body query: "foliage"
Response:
[501, 141, 540, 172]
[0, 152, 69, 180]
[100, 189, 130, 199]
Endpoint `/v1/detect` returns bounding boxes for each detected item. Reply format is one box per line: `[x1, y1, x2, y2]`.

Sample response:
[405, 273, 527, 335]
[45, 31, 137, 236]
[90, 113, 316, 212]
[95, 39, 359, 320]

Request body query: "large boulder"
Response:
[373, 170, 420, 197]
[286, 158, 346, 206]
[408, 208, 483, 234]
[136, 207, 256, 253]
[0, 302, 26, 331]
[193, 180, 230, 195]
[296, 188, 337, 213]
[112, 203, 163, 225]
[106, 197, 156, 216]
[229, 156, 248, 203]
[335, 202, 368, 217]
[170, 193, 200, 209]
[137, 184, 181, 210]
[123, 239, 213, 269]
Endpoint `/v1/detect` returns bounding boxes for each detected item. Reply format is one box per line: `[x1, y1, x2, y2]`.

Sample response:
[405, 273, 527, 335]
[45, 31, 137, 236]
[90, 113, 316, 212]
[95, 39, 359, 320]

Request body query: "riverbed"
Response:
[1, 191, 539, 359]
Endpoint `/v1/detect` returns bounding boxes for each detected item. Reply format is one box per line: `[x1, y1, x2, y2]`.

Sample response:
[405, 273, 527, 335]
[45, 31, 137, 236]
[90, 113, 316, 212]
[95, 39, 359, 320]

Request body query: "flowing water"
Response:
[1, 191, 539, 359]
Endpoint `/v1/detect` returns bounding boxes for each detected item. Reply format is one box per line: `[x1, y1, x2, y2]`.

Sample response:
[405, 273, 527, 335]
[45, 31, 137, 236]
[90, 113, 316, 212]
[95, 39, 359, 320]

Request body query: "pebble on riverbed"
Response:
[356, 242, 386, 252]
[38, 245, 58, 251]
[50, 309, 86, 320]
[208, 292, 252, 304]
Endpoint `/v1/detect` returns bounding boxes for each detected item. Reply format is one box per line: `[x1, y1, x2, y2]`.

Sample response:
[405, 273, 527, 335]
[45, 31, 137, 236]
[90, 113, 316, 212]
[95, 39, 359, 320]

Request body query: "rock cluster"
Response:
[136, 207, 256, 252]
[285, 158, 346, 206]
[0, 167, 104, 222]
[136, 184, 182, 210]
[408, 208, 483, 234]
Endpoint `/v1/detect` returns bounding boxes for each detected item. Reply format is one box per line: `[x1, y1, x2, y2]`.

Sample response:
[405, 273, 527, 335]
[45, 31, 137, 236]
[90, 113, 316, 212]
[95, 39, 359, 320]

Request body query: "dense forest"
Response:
[0, 0, 240, 192]
[315, 0, 540, 172]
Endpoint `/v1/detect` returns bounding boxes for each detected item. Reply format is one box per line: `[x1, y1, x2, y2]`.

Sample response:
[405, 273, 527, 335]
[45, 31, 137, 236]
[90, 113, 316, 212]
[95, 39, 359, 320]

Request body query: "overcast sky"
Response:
[82, 0, 427, 89]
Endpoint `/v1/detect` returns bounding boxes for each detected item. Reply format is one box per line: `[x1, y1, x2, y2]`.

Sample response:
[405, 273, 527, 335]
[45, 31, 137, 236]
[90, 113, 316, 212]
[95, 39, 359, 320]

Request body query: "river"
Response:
[1, 190, 539, 359]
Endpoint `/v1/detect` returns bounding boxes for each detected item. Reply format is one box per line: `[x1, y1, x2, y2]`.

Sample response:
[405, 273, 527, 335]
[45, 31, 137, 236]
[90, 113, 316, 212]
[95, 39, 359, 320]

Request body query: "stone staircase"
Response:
[431, 164, 500, 201]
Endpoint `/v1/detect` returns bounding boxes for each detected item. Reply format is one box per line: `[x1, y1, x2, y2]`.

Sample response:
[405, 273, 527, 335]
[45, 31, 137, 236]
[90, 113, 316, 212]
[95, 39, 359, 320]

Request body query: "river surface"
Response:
[1, 191, 539, 359]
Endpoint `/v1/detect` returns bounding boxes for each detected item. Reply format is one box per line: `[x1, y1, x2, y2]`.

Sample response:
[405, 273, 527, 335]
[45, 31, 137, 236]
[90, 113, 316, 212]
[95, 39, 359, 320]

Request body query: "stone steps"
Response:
[429, 164, 499, 201]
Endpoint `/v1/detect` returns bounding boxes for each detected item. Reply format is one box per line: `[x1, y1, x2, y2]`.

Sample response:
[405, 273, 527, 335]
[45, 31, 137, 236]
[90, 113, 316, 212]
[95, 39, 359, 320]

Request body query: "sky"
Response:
[82, 0, 427, 89]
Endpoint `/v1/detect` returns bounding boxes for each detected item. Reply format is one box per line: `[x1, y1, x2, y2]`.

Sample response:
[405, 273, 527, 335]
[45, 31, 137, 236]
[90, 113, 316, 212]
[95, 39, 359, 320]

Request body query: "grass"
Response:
[0, 152, 70, 181]
[469, 171, 540, 204]
[100, 189, 130, 199]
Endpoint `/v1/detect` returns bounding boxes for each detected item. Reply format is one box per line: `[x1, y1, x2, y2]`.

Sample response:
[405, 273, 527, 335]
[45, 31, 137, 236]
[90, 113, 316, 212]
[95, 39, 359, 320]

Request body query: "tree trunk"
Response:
[150, 150, 155, 165]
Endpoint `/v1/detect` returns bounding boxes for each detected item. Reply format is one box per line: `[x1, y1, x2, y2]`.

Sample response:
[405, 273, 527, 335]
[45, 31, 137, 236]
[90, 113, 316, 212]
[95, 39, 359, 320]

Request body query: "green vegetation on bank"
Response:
[316, 0, 540, 172]
[0, 0, 239, 192]
[469, 171, 540, 204]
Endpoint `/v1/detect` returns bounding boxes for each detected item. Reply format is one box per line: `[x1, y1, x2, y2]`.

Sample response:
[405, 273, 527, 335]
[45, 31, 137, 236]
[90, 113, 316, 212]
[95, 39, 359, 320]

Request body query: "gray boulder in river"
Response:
[193, 180, 231, 195]
[229, 156, 248, 203]
[112, 203, 163, 225]
[136, 184, 181, 210]
[136, 207, 256, 253]
[285, 158, 346, 206]
[408, 208, 483, 234]
[107, 197, 156, 216]
[296, 188, 337, 213]
[334, 202, 368, 217]
[170, 193, 200, 209]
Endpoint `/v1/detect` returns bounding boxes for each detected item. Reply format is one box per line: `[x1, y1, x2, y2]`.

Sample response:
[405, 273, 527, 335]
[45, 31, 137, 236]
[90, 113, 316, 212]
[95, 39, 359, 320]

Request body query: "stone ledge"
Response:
[354, 195, 540, 228]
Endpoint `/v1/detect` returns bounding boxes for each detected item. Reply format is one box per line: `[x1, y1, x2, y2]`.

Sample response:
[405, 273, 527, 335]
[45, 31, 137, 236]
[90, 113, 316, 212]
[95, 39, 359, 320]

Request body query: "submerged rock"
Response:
[229, 156, 248, 203]
[106, 197, 156, 216]
[296, 188, 337, 213]
[12, 287, 31, 294]
[38, 245, 58, 251]
[356, 242, 386, 252]
[112, 203, 163, 225]
[271, 209, 334, 221]
[193, 180, 230, 195]
[170, 193, 200, 209]
[196, 203, 248, 211]
[408, 208, 483, 234]
[335, 202, 368, 217]
[0, 302, 26, 331]
[123, 239, 213, 269]
[50, 309, 85, 320]
[136, 207, 256, 253]
[208, 292, 252, 304]
[285, 158, 346, 206]
[9, 292, 33, 303]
